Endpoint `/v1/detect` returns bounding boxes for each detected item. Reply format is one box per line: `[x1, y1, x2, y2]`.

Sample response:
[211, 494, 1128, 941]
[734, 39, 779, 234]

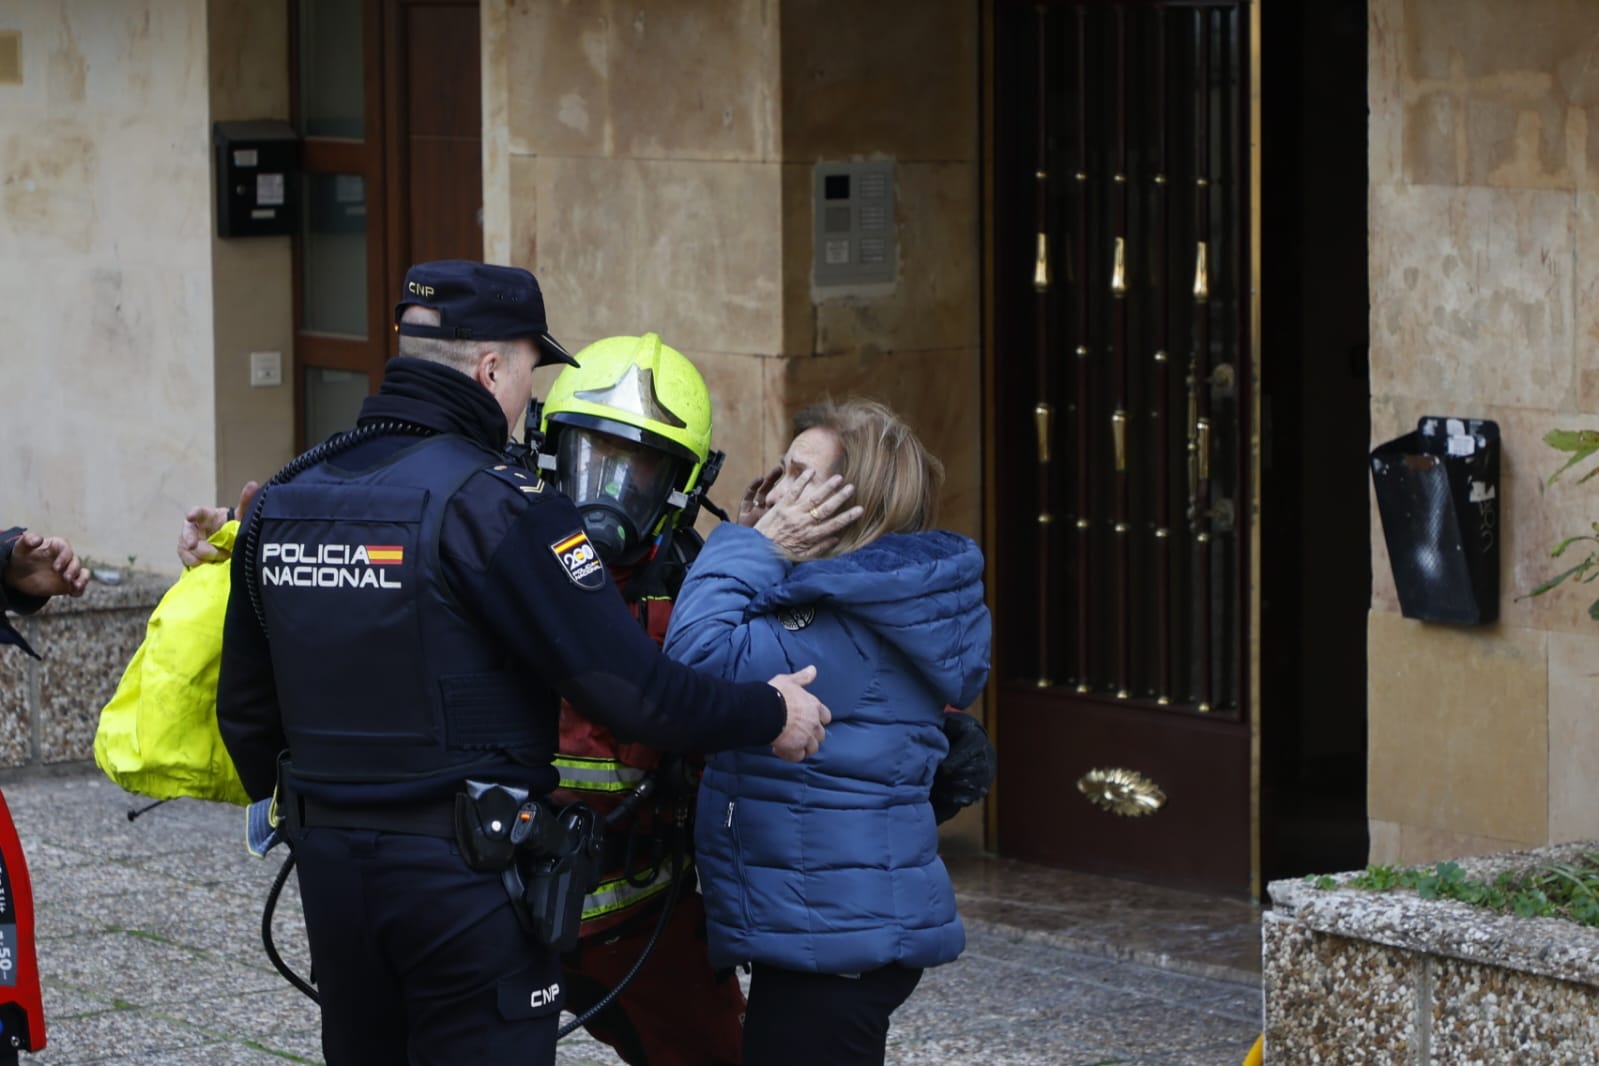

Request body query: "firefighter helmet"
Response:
[537, 333, 718, 564]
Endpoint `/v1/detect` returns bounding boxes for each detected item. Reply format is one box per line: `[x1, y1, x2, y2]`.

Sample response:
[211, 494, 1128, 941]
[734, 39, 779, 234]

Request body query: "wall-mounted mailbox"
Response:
[1370, 416, 1500, 625]
[812, 160, 896, 289]
[213, 120, 299, 239]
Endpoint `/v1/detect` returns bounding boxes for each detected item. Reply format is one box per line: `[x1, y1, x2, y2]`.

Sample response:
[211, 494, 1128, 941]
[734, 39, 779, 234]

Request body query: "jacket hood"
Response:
[748, 530, 990, 707]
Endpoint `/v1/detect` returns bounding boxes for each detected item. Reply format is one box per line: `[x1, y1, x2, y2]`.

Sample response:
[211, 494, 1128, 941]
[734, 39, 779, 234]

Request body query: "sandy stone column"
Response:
[1366, 0, 1599, 863]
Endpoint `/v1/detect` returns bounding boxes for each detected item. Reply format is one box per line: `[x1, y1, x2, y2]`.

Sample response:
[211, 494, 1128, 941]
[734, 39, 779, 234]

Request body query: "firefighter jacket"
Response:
[552, 540, 700, 936]
[663, 523, 992, 975]
[217, 356, 786, 808]
[552, 593, 676, 935]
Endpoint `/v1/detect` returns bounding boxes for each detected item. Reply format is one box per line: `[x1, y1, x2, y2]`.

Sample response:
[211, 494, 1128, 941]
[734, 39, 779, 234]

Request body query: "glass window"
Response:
[298, 0, 364, 138]
[304, 368, 370, 446]
[302, 173, 368, 336]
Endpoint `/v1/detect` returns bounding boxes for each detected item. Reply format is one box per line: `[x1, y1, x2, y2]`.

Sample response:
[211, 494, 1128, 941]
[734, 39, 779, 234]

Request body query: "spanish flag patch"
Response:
[365, 545, 404, 565]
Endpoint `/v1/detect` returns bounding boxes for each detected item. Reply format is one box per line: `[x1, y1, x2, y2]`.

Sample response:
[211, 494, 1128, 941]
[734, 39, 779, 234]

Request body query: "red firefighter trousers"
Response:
[561, 890, 745, 1066]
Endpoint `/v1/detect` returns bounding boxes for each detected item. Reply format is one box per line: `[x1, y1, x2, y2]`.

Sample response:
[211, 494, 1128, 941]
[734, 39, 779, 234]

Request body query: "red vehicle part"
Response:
[0, 790, 44, 1062]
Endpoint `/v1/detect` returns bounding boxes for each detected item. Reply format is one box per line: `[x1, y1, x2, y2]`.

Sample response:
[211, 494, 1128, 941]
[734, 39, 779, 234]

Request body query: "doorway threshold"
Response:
[945, 851, 1264, 985]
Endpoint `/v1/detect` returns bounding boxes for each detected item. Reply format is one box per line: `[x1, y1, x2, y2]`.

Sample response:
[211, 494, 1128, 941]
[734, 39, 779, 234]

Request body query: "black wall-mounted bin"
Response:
[1369, 417, 1500, 625]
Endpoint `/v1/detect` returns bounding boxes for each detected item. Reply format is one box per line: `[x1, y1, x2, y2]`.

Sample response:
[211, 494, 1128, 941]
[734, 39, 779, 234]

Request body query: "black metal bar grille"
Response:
[1022, 0, 1249, 715]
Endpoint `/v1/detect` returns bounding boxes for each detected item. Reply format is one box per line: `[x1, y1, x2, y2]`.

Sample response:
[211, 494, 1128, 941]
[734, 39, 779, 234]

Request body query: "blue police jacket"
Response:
[254, 434, 550, 785]
[217, 357, 787, 808]
[663, 523, 992, 974]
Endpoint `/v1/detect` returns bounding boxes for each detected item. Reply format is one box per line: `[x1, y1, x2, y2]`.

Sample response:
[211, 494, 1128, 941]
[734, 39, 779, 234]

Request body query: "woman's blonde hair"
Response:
[793, 397, 944, 556]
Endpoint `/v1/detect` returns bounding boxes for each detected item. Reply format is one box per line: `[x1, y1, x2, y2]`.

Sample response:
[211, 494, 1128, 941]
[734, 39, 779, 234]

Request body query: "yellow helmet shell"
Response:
[539, 333, 713, 492]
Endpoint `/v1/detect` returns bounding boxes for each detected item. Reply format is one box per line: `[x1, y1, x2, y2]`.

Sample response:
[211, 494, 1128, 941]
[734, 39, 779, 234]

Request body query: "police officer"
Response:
[215, 260, 856, 1066]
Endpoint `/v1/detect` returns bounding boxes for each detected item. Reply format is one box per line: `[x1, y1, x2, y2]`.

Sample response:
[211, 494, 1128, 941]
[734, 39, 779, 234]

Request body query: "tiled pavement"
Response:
[1, 767, 1263, 1065]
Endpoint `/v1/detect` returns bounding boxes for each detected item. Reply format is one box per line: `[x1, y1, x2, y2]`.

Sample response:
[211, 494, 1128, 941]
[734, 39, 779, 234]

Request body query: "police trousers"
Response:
[291, 826, 565, 1066]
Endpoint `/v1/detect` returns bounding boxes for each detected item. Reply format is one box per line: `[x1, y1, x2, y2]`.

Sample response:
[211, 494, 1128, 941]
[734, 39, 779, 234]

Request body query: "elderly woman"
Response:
[662, 398, 992, 1066]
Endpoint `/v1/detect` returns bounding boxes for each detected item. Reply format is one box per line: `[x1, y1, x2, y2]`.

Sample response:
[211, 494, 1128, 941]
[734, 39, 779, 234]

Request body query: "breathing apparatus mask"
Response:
[554, 427, 687, 565]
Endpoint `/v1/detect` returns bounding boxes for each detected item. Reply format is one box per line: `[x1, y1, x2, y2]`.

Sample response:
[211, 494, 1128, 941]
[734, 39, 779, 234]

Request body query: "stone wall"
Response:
[1265, 845, 1599, 1061]
[1367, 0, 1599, 863]
[0, 577, 165, 771]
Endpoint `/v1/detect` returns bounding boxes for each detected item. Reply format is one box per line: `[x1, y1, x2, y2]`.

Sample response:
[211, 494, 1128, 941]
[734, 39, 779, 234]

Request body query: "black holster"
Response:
[454, 780, 602, 952]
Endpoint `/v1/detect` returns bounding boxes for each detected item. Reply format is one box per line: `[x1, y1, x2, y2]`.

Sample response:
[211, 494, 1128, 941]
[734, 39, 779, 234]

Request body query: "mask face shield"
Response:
[555, 427, 684, 564]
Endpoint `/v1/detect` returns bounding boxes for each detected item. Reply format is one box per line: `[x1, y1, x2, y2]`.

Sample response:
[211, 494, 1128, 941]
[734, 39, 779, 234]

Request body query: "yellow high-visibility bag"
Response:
[93, 522, 249, 807]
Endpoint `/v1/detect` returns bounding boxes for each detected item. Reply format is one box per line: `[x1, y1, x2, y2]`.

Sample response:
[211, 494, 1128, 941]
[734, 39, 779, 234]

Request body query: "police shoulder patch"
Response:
[483, 463, 547, 497]
[551, 530, 606, 591]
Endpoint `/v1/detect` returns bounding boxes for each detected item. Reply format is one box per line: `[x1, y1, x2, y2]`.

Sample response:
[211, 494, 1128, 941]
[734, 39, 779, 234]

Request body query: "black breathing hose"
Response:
[260, 832, 693, 1039]
[263, 852, 319, 1004]
[556, 830, 688, 1040]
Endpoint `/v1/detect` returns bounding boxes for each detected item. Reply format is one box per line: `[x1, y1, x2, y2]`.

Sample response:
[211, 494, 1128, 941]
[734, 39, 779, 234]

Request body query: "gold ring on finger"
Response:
[809, 507, 822, 521]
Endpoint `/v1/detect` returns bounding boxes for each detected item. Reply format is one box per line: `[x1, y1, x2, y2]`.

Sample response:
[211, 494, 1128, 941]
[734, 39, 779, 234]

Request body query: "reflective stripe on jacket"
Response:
[552, 755, 647, 793]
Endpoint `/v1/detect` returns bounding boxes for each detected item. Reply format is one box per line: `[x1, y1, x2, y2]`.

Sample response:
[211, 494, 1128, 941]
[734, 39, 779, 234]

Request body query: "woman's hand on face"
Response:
[754, 468, 863, 560]
[737, 466, 782, 528]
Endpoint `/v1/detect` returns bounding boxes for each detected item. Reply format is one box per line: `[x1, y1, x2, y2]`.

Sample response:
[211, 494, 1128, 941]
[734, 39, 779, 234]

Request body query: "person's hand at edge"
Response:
[5, 532, 89, 599]
[767, 664, 832, 762]
[178, 480, 259, 568]
[738, 466, 782, 528]
[754, 469, 864, 561]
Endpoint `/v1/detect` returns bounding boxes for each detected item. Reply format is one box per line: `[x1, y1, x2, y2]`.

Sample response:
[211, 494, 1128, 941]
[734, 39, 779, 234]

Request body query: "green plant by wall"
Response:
[1526, 429, 1599, 617]
[1308, 856, 1599, 927]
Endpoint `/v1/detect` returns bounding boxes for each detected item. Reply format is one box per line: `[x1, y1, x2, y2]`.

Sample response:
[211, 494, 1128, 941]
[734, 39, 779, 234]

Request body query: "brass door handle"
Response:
[1197, 417, 1211, 480]
[1035, 402, 1053, 463]
[1034, 233, 1051, 291]
[1112, 410, 1127, 472]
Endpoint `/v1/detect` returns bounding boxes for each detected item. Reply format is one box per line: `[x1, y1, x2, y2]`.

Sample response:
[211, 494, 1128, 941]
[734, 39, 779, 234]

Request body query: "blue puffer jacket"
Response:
[663, 523, 991, 974]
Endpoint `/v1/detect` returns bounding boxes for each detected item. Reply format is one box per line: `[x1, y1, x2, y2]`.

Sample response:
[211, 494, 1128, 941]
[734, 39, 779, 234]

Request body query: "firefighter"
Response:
[533, 332, 746, 1065]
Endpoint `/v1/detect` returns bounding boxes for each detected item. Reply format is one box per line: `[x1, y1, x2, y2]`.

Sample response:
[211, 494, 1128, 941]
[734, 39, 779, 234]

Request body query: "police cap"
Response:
[394, 260, 579, 367]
